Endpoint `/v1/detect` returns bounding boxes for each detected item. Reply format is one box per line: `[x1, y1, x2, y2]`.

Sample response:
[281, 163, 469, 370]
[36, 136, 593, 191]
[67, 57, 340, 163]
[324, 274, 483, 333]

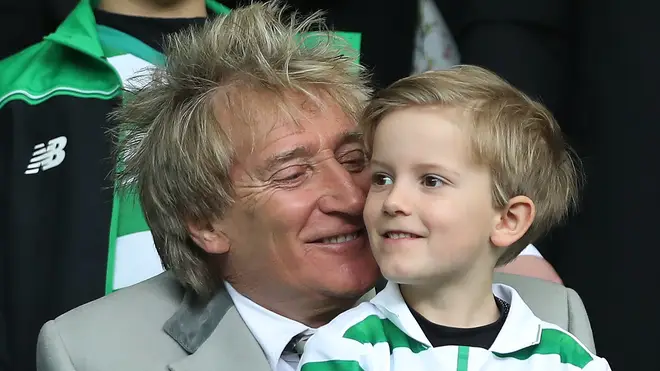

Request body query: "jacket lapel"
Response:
[164, 287, 270, 371]
[163, 284, 377, 371]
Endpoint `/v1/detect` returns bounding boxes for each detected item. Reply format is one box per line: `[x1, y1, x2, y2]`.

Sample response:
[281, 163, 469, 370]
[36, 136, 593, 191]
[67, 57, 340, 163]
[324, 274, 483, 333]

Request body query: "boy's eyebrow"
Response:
[369, 159, 391, 170]
[370, 159, 461, 179]
[412, 162, 461, 179]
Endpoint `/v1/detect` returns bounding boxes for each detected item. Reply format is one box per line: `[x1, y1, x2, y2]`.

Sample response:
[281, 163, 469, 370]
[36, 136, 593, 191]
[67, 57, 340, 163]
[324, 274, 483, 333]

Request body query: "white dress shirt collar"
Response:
[224, 281, 311, 371]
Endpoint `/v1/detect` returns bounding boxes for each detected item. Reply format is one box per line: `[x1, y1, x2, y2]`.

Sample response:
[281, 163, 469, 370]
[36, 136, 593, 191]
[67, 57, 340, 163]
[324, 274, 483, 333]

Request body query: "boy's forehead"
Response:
[371, 104, 469, 141]
[372, 106, 474, 167]
[375, 105, 467, 139]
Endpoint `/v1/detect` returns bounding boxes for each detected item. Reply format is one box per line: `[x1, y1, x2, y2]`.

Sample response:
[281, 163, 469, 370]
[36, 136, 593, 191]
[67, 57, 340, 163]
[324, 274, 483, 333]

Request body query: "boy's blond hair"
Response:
[361, 65, 580, 266]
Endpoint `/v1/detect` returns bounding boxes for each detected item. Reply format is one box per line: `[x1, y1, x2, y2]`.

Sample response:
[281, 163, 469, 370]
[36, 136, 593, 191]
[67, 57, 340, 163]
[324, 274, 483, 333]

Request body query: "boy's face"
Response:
[363, 106, 500, 285]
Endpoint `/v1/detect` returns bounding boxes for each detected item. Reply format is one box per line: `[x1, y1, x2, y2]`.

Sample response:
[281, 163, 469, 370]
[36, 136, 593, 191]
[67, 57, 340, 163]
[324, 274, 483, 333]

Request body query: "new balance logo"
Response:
[24, 136, 68, 175]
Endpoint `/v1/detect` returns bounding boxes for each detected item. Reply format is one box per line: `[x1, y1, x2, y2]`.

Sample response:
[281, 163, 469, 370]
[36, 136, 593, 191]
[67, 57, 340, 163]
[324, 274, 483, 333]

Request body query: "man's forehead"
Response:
[213, 87, 355, 143]
[252, 98, 356, 148]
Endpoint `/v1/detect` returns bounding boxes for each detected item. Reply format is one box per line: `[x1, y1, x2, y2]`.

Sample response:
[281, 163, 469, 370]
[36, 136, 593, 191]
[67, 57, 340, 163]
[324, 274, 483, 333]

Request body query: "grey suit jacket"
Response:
[36, 272, 595, 371]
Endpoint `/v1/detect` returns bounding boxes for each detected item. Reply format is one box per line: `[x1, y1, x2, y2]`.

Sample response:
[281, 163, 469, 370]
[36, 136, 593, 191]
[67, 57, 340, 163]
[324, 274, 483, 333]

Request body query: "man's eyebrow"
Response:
[257, 131, 362, 176]
[336, 131, 364, 149]
[259, 146, 312, 175]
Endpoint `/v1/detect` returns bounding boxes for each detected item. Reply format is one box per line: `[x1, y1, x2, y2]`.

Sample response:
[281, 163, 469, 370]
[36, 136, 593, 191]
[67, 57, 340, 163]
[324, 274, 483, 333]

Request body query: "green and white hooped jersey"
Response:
[102, 20, 363, 294]
[101, 24, 170, 294]
[299, 283, 611, 371]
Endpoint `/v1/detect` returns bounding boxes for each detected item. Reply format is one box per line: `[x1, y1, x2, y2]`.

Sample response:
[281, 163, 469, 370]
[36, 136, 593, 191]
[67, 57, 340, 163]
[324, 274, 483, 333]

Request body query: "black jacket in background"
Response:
[435, 0, 575, 143]
[0, 0, 75, 59]
[548, 1, 660, 370]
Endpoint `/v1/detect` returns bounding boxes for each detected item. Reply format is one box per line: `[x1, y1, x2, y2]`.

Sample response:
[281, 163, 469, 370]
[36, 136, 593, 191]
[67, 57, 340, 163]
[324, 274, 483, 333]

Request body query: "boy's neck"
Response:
[97, 0, 207, 18]
[400, 272, 499, 329]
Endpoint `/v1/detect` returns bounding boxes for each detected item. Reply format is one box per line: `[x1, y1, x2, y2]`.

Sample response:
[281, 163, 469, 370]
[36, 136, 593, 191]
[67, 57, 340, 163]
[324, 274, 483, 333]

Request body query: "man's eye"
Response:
[339, 150, 368, 172]
[371, 173, 393, 186]
[272, 165, 308, 182]
[422, 175, 445, 188]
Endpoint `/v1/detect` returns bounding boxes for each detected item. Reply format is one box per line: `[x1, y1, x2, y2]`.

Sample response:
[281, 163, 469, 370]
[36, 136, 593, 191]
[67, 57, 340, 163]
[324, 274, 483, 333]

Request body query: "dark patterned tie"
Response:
[285, 332, 312, 355]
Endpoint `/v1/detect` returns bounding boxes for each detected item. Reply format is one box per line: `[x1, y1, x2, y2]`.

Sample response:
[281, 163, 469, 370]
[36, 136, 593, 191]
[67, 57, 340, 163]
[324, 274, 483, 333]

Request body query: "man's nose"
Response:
[317, 161, 366, 216]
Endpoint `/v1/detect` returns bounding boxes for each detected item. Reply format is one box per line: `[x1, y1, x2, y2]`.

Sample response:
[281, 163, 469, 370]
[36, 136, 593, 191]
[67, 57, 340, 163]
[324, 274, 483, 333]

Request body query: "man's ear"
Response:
[490, 195, 535, 248]
[188, 220, 231, 255]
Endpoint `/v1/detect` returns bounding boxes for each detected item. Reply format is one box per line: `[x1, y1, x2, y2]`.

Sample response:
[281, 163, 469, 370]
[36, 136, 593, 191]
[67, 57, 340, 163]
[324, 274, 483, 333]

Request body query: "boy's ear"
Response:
[490, 195, 535, 248]
[188, 220, 231, 255]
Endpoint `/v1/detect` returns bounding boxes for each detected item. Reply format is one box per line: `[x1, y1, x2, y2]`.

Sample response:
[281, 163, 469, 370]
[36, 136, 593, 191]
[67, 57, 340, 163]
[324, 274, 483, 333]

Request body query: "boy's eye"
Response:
[422, 175, 445, 188]
[371, 173, 393, 186]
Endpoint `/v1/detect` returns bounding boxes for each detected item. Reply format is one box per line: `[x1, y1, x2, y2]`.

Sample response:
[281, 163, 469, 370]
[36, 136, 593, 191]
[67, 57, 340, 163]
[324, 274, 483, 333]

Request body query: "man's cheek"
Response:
[351, 170, 371, 194]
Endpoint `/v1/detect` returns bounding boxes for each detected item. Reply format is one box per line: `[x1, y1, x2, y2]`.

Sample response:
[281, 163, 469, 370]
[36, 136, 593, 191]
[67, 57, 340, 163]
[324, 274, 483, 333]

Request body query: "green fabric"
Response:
[493, 328, 594, 368]
[97, 25, 165, 64]
[105, 194, 120, 294]
[300, 360, 365, 371]
[457, 346, 469, 371]
[206, 0, 231, 15]
[46, 0, 106, 59]
[343, 315, 429, 354]
[0, 0, 121, 109]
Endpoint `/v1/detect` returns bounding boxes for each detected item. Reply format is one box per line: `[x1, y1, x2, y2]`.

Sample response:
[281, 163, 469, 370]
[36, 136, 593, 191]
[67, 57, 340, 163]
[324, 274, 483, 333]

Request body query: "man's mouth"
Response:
[318, 231, 361, 244]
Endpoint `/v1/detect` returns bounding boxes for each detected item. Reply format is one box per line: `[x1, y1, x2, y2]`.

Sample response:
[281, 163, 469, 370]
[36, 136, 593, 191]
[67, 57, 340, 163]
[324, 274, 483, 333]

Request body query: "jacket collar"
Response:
[163, 286, 271, 371]
[163, 284, 376, 371]
[44, 0, 229, 59]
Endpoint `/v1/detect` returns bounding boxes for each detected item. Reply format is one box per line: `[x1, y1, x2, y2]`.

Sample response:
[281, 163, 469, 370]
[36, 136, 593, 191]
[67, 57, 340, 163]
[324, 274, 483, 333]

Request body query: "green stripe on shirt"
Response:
[343, 315, 429, 354]
[457, 346, 469, 371]
[493, 328, 593, 368]
[300, 360, 365, 371]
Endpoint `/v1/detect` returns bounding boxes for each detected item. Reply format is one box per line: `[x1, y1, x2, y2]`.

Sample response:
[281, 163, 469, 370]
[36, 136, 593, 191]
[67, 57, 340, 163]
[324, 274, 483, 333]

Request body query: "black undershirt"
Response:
[94, 9, 208, 53]
[410, 297, 510, 349]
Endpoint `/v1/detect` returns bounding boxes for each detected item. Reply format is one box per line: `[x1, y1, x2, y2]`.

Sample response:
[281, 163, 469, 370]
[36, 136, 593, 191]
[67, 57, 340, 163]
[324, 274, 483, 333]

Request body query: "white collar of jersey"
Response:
[370, 282, 543, 354]
[224, 282, 311, 370]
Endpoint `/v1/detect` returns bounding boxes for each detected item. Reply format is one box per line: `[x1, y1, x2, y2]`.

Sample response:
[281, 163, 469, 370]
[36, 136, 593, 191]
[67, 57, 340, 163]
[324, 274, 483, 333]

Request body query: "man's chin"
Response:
[322, 268, 381, 300]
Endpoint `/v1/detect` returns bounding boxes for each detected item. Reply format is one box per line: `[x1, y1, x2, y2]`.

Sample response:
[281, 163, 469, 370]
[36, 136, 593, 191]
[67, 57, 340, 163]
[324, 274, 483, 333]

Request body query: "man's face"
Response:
[217, 94, 380, 306]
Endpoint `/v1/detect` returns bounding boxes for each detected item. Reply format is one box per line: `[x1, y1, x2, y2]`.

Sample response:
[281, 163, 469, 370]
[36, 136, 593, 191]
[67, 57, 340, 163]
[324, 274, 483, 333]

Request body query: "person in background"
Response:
[1, 1, 225, 370]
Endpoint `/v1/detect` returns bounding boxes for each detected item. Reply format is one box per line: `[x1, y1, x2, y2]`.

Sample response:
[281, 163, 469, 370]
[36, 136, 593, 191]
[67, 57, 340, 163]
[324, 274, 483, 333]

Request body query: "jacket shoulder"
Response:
[0, 40, 120, 109]
[39, 273, 187, 369]
[54, 272, 184, 327]
[494, 272, 569, 329]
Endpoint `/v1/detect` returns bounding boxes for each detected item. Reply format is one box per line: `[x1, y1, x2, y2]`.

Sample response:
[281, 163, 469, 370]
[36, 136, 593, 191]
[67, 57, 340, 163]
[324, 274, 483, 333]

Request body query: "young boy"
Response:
[297, 65, 611, 371]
